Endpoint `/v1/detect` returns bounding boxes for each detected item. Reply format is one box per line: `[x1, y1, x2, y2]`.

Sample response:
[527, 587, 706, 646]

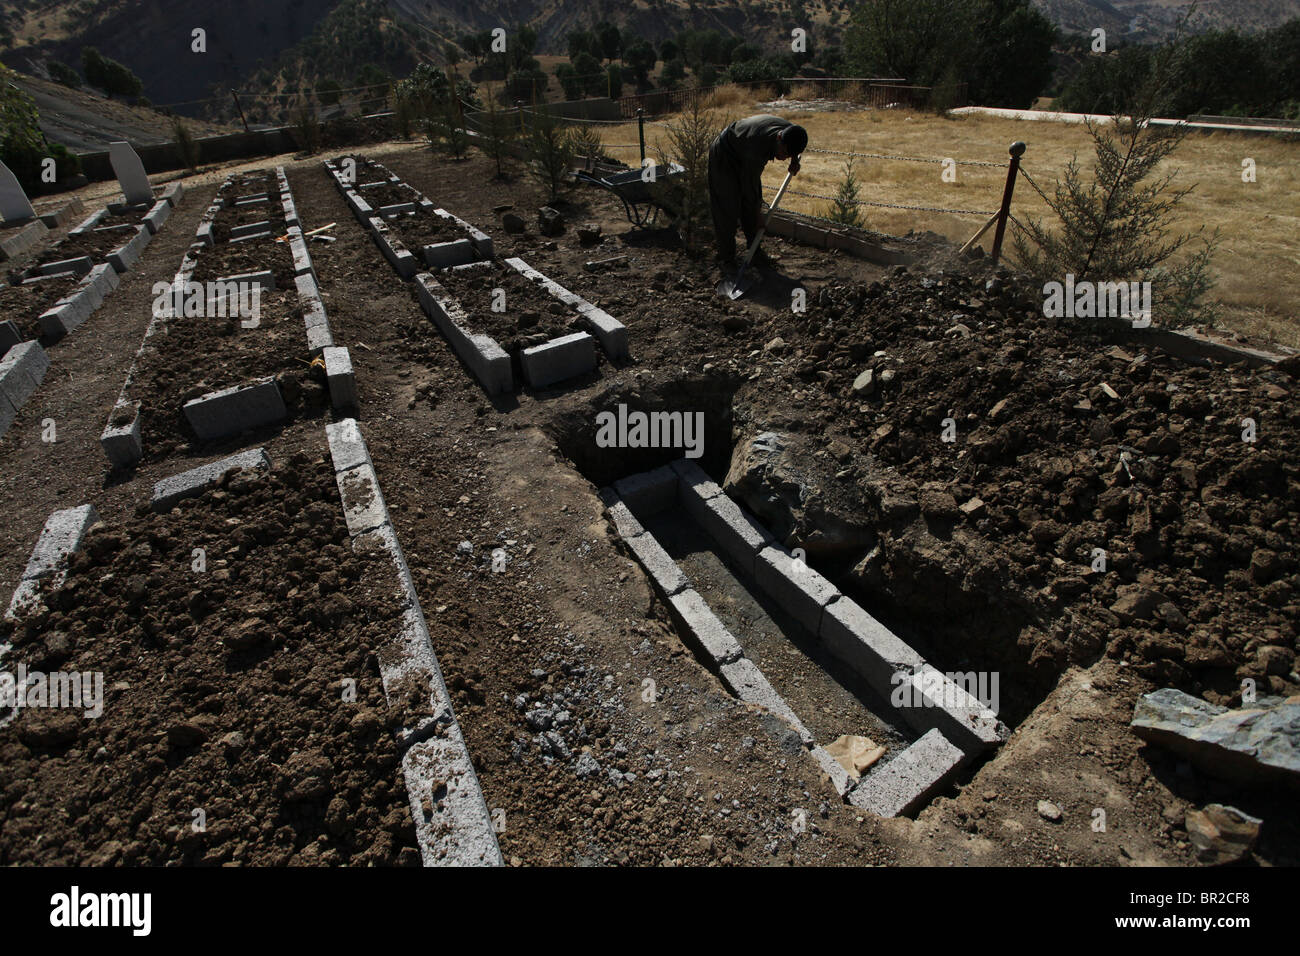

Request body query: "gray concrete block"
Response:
[521, 331, 596, 388]
[613, 464, 678, 517]
[160, 182, 185, 207]
[229, 220, 271, 239]
[323, 346, 357, 411]
[810, 744, 854, 796]
[668, 588, 744, 665]
[325, 417, 373, 473]
[368, 218, 417, 278]
[281, 192, 300, 229]
[68, 207, 108, 235]
[335, 462, 390, 536]
[422, 238, 476, 269]
[0, 220, 48, 260]
[351, 523, 416, 611]
[39, 292, 93, 337]
[378, 604, 454, 730]
[295, 273, 332, 354]
[819, 596, 926, 702]
[0, 391, 16, 438]
[305, 322, 334, 354]
[847, 729, 965, 817]
[287, 228, 315, 279]
[379, 202, 417, 216]
[182, 378, 287, 441]
[754, 545, 841, 635]
[683, 487, 772, 578]
[143, 198, 171, 234]
[413, 273, 512, 395]
[346, 191, 373, 218]
[6, 504, 100, 620]
[598, 488, 645, 540]
[36, 197, 84, 229]
[36, 256, 93, 277]
[719, 656, 814, 746]
[0, 341, 49, 411]
[670, 459, 722, 498]
[107, 225, 150, 273]
[87, 262, 119, 298]
[623, 530, 690, 597]
[0, 321, 22, 355]
[18, 504, 100, 582]
[100, 401, 142, 467]
[403, 723, 503, 866]
[576, 302, 629, 360]
[151, 447, 271, 511]
[891, 666, 1010, 755]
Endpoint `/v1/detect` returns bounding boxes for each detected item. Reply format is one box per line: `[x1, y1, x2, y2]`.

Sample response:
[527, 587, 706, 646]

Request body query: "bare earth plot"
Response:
[0, 139, 1296, 867]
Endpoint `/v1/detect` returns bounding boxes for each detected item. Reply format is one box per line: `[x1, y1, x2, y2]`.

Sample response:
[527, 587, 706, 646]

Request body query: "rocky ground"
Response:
[0, 141, 1294, 866]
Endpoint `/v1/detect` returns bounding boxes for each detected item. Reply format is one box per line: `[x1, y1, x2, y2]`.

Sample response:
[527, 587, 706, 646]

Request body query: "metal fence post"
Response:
[990, 141, 1026, 266]
[637, 107, 646, 165]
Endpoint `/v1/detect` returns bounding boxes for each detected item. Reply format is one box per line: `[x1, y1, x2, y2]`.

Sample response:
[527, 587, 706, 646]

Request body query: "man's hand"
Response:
[789, 158, 801, 175]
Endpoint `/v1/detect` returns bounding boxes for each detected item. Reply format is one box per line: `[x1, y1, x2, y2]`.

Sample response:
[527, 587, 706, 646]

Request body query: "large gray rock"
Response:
[1131, 688, 1300, 786]
[724, 430, 874, 558]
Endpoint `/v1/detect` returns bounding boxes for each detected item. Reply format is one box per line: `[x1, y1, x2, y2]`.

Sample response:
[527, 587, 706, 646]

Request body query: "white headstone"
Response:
[0, 160, 36, 223]
[109, 141, 153, 206]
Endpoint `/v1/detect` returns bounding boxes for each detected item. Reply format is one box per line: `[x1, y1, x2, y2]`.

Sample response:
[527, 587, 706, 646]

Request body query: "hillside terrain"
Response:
[4, 0, 1297, 123]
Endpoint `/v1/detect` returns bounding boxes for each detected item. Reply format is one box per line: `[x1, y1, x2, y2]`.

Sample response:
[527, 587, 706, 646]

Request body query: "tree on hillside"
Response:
[595, 21, 622, 62]
[660, 58, 687, 90]
[568, 30, 597, 60]
[964, 0, 1056, 108]
[572, 51, 603, 96]
[317, 77, 342, 106]
[624, 40, 657, 88]
[81, 46, 143, 98]
[842, 0, 960, 84]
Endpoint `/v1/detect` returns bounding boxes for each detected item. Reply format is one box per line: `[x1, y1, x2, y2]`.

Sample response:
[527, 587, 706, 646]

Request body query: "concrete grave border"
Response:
[505, 257, 629, 361]
[4, 504, 100, 623]
[599, 460, 1010, 816]
[414, 272, 512, 395]
[0, 341, 51, 440]
[326, 418, 502, 866]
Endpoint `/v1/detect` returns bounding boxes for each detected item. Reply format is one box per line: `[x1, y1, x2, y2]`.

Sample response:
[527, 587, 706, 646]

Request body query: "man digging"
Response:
[708, 114, 807, 275]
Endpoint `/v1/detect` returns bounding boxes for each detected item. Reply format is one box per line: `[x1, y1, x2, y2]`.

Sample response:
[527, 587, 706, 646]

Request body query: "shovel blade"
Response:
[716, 269, 761, 300]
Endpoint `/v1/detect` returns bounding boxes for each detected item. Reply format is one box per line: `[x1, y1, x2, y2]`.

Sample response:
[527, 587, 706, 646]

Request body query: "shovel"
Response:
[717, 169, 795, 300]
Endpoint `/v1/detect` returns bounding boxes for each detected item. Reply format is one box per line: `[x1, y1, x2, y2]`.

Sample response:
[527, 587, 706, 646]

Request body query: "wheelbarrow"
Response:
[575, 163, 685, 228]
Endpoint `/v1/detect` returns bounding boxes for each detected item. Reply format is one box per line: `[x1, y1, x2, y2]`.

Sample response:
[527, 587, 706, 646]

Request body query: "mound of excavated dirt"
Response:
[721, 261, 1298, 714]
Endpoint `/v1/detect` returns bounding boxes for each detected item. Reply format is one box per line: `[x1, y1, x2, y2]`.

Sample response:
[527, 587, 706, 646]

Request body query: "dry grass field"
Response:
[594, 86, 1300, 348]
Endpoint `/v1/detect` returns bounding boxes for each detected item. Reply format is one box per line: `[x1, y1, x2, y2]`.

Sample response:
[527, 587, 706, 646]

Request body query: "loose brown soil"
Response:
[1, 142, 1295, 868]
[434, 262, 586, 355]
[0, 446, 417, 865]
[0, 274, 80, 341]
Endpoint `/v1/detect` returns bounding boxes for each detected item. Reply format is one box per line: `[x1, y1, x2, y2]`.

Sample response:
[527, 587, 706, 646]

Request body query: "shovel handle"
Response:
[737, 169, 794, 274]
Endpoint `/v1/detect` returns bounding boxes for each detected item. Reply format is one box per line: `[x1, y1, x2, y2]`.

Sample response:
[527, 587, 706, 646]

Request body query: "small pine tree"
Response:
[440, 92, 469, 159]
[171, 115, 200, 171]
[476, 87, 516, 178]
[292, 106, 321, 155]
[659, 93, 716, 252]
[826, 158, 865, 228]
[526, 103, 574, 201]
[1012, 13, 1220, 326]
